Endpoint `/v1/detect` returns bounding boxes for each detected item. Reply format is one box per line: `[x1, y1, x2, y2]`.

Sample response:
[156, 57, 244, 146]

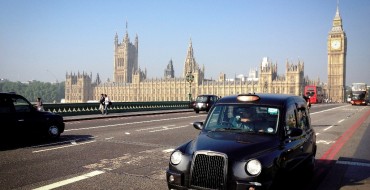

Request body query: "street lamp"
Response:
[186, 71, 194, 105]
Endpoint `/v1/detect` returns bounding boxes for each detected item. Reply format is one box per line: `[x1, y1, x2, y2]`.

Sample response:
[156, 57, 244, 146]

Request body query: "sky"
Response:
[1, 0, 369, 86]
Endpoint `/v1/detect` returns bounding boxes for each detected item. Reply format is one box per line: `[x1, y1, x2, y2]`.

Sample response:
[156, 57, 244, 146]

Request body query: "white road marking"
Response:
[338, 119, 345, 123]
[65, 115, 201, 132]
[32, 140, 96, 153]
[163, 149, 174, 153]
[149, 125, 188, 132]
[125, 132, 130, 135]
[323, 125, 333, 131]
[105, 137, 114, 140]
[33, 170, 105, 190]
[316, 140, 335, 145]
[135, 125, 176, 131]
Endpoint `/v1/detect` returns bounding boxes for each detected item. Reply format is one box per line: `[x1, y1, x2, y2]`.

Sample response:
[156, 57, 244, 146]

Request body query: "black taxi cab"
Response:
[166, 93, 316, 190]
[0, 92, 65, 141]
[193, 94, 219, 113]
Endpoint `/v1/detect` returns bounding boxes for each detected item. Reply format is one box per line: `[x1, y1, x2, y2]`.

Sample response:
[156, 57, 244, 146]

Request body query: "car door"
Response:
[0, 95, 17, 138]
[298, 106, 315, 159]
[282, 104, 306, 170]
[12, 96, 41, 136]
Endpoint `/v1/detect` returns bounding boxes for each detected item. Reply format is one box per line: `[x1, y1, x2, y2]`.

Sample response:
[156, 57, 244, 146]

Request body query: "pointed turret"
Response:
[114, 32, 118, 48]
[183, 38, 197, 77]
[331, 4, 343, 32]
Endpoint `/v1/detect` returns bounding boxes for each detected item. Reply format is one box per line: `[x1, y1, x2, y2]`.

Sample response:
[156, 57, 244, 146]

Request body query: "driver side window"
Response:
[285, 106, 297, 130]
[13, 97, 31, 113]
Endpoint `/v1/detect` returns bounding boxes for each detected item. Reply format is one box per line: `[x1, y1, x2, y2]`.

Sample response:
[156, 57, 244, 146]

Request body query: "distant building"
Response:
[65, 29, 308, 103]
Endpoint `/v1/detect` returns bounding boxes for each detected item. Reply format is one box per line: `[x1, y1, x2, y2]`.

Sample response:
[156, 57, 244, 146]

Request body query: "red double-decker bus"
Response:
[304, 85, 323, 104]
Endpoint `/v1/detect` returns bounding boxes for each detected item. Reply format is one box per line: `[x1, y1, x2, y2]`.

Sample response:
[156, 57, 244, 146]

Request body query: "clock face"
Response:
[331, 40, 341, 49]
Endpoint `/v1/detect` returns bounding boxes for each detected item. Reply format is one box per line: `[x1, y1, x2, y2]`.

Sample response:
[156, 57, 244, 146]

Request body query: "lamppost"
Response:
[186, 71, 194, 105]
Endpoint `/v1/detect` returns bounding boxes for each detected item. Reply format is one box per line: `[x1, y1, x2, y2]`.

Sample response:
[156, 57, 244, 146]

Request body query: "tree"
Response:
[0, 80, 65, 103]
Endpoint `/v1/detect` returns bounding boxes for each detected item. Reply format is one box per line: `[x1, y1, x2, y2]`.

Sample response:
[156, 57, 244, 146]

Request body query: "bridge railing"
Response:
[43, 101, 192, 116]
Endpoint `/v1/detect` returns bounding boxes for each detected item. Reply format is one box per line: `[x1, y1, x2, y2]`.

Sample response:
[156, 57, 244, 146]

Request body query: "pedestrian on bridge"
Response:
[104, 94, 111, 115]
[99, 94, 105, 114]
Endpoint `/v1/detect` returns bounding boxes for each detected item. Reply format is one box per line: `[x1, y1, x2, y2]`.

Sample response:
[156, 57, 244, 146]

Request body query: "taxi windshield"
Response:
[196, 96, 208, 103]
[204, 105, 279, 134]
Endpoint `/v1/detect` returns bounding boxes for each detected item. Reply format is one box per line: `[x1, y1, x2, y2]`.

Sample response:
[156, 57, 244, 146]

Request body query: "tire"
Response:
[301, 154, 315, 177]
[47, 124, 61, 139]
[195, 110, 199, 114]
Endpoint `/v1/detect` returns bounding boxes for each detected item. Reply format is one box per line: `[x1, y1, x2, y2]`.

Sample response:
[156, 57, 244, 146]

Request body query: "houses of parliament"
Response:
[65, 6, 346, 103]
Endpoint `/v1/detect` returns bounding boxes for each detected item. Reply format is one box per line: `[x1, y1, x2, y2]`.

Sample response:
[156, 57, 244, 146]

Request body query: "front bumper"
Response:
[166, 170, 269, 190]
[194, 103, 208, 111]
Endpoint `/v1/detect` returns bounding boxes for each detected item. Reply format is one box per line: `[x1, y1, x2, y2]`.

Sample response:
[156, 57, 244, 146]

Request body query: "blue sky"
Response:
[1, 0, 369, 86]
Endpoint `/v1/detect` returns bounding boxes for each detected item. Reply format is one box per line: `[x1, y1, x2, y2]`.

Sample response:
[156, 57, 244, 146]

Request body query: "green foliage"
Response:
[0, 80, 65, 103]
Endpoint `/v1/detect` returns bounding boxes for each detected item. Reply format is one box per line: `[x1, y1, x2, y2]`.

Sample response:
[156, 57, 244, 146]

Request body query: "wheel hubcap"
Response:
[49, 126, 59, 136]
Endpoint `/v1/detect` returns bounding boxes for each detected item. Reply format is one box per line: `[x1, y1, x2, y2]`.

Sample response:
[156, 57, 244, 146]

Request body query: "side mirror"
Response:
[193, 122, 204, 130]
[287, 127, 303, 137]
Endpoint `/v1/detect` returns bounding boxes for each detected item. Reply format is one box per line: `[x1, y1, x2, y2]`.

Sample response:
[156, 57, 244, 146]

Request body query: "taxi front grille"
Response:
[190, 151, 227, 190]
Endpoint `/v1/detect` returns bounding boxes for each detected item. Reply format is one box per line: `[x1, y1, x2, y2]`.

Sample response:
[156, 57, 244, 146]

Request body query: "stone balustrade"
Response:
[43, 101, 192, 116]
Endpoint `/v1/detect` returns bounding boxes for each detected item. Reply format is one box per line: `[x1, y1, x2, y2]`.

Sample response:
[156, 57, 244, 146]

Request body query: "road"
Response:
[0, 104, 369, 190]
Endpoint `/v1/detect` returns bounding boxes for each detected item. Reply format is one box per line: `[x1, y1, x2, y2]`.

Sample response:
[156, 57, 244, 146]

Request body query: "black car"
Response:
[0, 92, 65, 141]
[193, 94, 219, 113]
[167, 93, 316, 190]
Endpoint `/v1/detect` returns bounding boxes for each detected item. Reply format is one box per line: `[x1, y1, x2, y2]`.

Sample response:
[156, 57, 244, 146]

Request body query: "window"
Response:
[297, 107, 309, 131]
[204, 105, 279, 134]
[13, 97, 31, 113]
[285, 106, 297, 130]
[0, 97, 13, 113]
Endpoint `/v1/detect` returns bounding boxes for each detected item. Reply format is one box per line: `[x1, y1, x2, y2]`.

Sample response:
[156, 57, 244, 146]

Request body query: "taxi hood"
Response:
[188, 131, 280, 161]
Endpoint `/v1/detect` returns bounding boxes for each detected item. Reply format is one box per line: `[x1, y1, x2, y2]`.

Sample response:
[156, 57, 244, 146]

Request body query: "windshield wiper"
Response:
[211, 127, 241, 131]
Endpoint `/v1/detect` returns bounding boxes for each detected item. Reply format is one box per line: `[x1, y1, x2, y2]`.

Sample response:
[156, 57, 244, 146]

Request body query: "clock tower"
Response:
[327, 5, 347, 103]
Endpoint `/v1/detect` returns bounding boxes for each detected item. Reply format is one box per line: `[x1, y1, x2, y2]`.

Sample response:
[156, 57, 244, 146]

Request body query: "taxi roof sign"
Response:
[237, 94, 260, 102]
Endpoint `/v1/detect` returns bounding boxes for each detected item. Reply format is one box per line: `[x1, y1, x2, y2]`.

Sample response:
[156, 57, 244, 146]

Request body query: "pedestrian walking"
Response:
[99, 94, 105, 114]
[36, 97, 44, 111]
[104, 94, 110, 115]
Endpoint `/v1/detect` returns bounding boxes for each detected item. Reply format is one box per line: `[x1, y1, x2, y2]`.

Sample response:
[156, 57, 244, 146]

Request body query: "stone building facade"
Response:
[65, 30, 306, 103]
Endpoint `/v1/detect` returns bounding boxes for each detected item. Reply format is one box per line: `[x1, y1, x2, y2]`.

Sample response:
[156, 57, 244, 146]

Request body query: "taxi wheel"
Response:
[47, 125, 61, 139]
[302, 154, 315, 176]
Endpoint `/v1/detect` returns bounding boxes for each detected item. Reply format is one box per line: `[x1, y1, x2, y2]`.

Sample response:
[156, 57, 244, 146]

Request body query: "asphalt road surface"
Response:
[0, 104, 369, 190]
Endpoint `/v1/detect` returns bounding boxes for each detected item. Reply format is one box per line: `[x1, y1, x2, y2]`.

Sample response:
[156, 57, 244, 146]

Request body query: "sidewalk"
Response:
[63, 109, 193, 122]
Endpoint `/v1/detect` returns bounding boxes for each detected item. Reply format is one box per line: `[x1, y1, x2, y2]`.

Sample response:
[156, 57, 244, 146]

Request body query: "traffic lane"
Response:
[63, 112, 206, 147]
[317, 108, 370, 190]
[312, 105, 368, 158]
[310, 103, 347, 113]
[0, 136, 156, 190]
[6, 112, 205, 189]
[63, 112, 205, 135]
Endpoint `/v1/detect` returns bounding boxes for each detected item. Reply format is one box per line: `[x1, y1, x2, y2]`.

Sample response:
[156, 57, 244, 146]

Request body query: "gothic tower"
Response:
[164, 59, 175, 79]
[259, 57, 277, 93]
[65, 72, 93, 103]
[114, 24, 139, 84]
[183, 39, 204, 84]
[286, 60, 304, 95]
[183, 39, 198, 77]
[327, 5, 347, 102]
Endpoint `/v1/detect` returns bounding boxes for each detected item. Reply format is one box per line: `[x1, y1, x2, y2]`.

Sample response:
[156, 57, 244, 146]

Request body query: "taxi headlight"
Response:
[170, 150, 183, 165]
[245, 159, 262, 176]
